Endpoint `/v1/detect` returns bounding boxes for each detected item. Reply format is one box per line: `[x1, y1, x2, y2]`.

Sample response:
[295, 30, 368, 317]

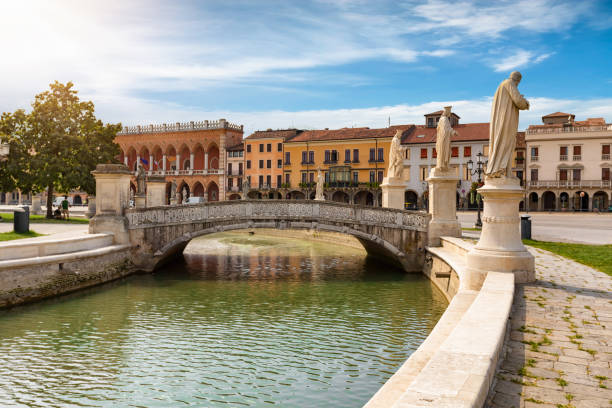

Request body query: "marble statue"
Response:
[170, 180, 177, 199]
[182, 186, 188, 203]
[486, 71, 530, 178]
[315, 169, 324, 200]
[387, 129, 403, 179]
[242, 178, 250, 199]
[136, 164, 146, 194]
[435, 106, 457, 172]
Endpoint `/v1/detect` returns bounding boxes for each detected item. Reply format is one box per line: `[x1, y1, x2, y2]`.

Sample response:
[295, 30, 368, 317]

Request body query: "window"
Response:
[432, 148, 437, 158]
[404, 148, 410, 160]
[560, 146, 568, 160]
[259, 144, 264, 153]
[451, 147, 458, 157]
[238, 177, 242, 187]
[302, 151, 307, 164]
[559, 169, 568, 181]
[573, 145, 582, 160]
[325, 171, 330, 184]
[603, 145, 611, 160]
[239, 151, 243, 157]
[603, 168, 610, 181]
[277, 175, 282, 187]
[420, 167, 427, 181]
[345, 149, 351, 163]
[324, 150, 330, 163]
[259, 175, 264, 186]
[369, 148, 376, 161]
[246, 160, 251, 169]
[259, 160, 264, 169]
[277, 143, 282, 152]
[464, 166, 470, 181]
[247, 144, 251, 153]
[369, 171, 375, 183]
[427, 117, 434, 127]
[285, 152, 291, 164]
[266, 175, 271, 186]
[301, 173, 307, 183]
[239, 162, 243, 175]
[530, 168, 538, 181]
[285, 173, 290, 185]
[277, 159, 282, 168]
[330, 150, 338, 163]
[228, 178, 233, 188]
[530, 147, 538, 160]
[266, 160, 271, 168]
[353, 149, 359, 163]
[228, 163, 232, 173]
[353, 171, 358, 184]
[377, 148, 384, 162]
[463, 146, 471, 157]
[308, 151, 314, 163]
[573, 169, 581, 181]
[267, 143, 271, 152]
[377, 171, 383, 183]
[309, 172, 314, 182]
[420, 148, 427, 159]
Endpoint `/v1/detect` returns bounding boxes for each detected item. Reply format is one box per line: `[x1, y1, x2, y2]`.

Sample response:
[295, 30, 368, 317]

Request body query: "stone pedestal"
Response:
[85, 196, 96, 218]
[427, 168, 461, 247]
[466, 176, 535, 289]
[31, 193, 43, 215]
[381, 177, 405, 210]
[146, 176, 167, 207]
[134, 194, 146, 208]
[89, 164, 132, 244]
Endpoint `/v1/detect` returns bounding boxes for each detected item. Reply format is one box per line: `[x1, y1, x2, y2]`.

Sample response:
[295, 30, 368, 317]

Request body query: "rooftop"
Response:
[117, 119, 243, 135]
[401, 123, 489, 144]
[287, 125, 414, 143]
[245, 129, 301, 141]
[226, 142, 244, 151]
[542, 112, 574, 118]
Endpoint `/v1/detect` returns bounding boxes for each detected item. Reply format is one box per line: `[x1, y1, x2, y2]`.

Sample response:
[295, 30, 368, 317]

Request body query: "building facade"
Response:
[225, 142, 244, 200]
[115, 119, 243, 203]
[525, 112, 612, 211]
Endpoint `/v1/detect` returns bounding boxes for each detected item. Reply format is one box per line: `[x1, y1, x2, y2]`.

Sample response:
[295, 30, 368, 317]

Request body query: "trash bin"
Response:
[14, 206, 30, 233]
[520, 214, 531, 240]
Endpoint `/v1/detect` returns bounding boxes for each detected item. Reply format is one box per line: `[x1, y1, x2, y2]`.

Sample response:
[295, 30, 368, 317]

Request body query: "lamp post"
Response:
[466, 152, 487, 228]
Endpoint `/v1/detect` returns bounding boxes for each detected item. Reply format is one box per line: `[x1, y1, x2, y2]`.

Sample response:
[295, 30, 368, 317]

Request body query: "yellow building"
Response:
[281, 126, 413, 204]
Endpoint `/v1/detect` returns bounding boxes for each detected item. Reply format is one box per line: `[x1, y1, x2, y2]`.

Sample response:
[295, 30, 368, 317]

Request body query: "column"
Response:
[136, 155, 140, 174]
[176, 154, 181, 173]
[162, 155, 167, 173]
[149, 155, 154, 172]
[204, 152, 209, 171]
[190, 153, 194, 173]
[124, 156, 128, 166]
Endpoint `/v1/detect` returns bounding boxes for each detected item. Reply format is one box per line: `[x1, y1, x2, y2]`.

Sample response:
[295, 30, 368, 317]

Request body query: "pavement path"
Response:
[458, 212, 612, 245]
[0, 223, 88, 235]
[486, 247, 612, 408]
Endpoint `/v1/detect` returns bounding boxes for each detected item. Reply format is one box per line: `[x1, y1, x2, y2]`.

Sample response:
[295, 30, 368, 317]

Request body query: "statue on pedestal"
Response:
[387, 129, 403, 179]
[315, 168, 324, 200]
[242, 178, 250, 199]
[486, 71, 530, 178]
[136, 164, 146, 194]
[435, 106, 457, 173]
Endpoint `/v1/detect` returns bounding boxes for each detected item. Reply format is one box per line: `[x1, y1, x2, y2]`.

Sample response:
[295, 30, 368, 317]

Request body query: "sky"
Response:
[1, 0, 612, 136]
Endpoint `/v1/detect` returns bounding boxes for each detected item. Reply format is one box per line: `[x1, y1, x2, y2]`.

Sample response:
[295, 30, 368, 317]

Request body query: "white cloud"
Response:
[491, 49, 552, 72]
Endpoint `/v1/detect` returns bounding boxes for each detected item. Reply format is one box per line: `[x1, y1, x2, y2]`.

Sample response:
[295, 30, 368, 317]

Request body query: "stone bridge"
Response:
[123, 200, 429, 271]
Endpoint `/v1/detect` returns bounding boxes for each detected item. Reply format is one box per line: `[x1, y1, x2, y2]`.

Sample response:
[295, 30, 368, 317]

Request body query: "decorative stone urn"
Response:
[466, 176, 535, 289]
[427, 168, 461, 246]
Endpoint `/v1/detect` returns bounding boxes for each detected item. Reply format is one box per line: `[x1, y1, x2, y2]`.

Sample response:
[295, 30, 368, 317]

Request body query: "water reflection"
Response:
[0, 231, 446, 408]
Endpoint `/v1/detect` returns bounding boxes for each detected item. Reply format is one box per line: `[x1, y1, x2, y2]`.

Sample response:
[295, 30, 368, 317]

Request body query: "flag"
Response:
[140, 157, 149, 165]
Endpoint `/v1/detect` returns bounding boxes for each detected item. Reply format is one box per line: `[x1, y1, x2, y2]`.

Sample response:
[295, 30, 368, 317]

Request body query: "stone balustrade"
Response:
[118, 119, 243, 135]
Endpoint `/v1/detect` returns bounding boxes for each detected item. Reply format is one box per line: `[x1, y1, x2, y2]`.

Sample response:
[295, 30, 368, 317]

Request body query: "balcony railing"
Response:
[527, 180, 612, 189]
[147, 169, 224, 176]
[531, 156, 539, 162]
[559, 155, 568, 161]
[573, 155, 582, 161]
[603, 154, 610, 160]
[526, 125, 612, 135]
[227, 186, 240, 192]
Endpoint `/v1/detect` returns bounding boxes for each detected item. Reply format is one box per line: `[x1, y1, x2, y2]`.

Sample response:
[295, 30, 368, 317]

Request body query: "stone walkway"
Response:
[486, 247, 612, 408]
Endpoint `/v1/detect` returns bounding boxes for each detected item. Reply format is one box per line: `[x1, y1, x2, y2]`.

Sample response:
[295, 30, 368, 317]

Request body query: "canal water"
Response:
[0, 231, 447, 408]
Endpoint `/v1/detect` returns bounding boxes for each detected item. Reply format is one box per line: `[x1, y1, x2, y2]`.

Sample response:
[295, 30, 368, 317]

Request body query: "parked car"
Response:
[186, 196, 205, 204]
[53, 196, 73, 207]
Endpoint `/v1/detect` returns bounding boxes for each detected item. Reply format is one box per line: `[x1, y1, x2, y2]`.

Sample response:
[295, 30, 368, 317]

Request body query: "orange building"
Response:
[116, 119, 243, 203]
[243, 130, 299, 196]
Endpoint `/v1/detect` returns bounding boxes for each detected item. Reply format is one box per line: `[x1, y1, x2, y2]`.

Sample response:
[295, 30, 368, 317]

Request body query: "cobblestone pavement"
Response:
[486, 247, 612, 408]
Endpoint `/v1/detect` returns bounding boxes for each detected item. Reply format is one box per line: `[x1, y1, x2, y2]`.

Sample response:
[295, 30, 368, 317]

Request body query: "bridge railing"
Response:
[124, 200, 429, 232]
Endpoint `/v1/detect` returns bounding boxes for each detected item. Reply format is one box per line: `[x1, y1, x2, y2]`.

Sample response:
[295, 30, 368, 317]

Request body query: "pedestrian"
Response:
[61, 196, 70, 220]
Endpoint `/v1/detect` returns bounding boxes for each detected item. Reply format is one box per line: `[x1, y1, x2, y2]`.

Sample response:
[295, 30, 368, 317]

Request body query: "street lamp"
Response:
[466, 152, 487, 228]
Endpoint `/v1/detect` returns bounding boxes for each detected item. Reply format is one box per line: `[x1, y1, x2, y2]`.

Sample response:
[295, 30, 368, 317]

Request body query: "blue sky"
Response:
[1, 0, 612, 135]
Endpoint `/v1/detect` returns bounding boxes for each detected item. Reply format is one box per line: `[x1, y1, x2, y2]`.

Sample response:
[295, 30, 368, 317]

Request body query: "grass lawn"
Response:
[462, 227, 482, 231]
[0, 213, 89, 224]
[523, 239, 612, 277]
[0, 230, 45, 242]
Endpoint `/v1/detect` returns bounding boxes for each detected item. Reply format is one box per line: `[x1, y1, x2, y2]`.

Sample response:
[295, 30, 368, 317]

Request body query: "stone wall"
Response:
[0, 246, 133, 309]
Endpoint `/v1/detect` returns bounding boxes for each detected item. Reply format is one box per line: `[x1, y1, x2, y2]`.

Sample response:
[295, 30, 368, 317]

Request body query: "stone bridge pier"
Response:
[89, 164, 430, 273]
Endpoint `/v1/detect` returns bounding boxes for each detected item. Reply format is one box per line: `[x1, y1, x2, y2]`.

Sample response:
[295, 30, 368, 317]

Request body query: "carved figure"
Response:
[487, 71, 530, 178]
[315, 169, 324, 200]
[435, 106, 457, 171]
[242, 178, 250, 199]
[136, 164, 146, 194]
[170, 180, 177, 199]
[182, 186, 188, 203]
[387, 129, 403, 179]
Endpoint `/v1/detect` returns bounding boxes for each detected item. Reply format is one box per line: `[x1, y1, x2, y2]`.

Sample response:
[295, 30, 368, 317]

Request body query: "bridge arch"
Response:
[125, 201, 429, 273]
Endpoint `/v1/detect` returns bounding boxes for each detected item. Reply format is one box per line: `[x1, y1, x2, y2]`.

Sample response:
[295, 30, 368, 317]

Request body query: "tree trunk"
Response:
[46, 184, 54, 218]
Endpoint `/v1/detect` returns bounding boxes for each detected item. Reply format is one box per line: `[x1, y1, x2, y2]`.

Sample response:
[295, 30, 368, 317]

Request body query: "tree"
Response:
[0, 81, 121, 217]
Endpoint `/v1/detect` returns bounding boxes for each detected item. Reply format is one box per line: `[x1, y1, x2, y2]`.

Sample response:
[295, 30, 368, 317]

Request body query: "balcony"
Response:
[526, 125, 611, 134]
[559, 155, 568, 161]
[227, 186, 240, 192]
[300, 160, 315, 165]
[573, 155, 582, 161]
[323, 160, 338, 164]
[527, 180, 612, 189]
[603, 154, 610, 160]
[531, 156, 539, 162]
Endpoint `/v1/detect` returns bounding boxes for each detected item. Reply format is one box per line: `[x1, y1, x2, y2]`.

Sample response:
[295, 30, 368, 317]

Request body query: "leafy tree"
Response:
[0, 81, 121, 217]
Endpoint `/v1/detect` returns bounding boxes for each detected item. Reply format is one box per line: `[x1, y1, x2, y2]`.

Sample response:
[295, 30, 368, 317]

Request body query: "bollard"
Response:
[14, 206, 30, 233]
[520, 214, 531, 240]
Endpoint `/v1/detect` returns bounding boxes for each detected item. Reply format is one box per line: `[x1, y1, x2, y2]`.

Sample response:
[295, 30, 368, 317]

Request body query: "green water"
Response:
[0, 231, 447, 407]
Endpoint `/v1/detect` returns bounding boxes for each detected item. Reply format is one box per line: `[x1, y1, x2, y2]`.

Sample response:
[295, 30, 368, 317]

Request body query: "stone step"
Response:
[0, 232, 114, 261]
[440, 236, 473, 257]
